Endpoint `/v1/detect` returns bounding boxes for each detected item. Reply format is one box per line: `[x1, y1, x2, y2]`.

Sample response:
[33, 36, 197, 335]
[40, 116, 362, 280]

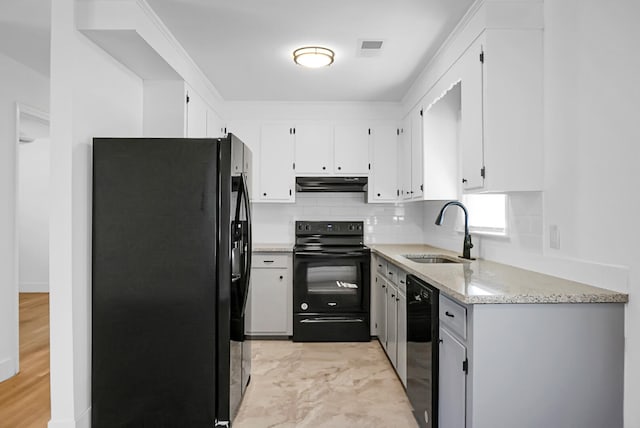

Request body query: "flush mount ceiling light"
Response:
[293, 46, 335, 68]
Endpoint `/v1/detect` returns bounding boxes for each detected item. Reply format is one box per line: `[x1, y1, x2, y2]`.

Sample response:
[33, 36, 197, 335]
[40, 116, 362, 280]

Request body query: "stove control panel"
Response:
[295, 221, 364, 236]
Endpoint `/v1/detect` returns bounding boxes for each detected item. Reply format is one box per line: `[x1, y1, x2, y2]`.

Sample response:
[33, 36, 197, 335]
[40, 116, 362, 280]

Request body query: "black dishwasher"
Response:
[406, 274, 439, 428]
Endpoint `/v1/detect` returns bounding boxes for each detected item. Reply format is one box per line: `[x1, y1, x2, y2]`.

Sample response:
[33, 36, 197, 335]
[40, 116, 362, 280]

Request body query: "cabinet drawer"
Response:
[396, 270, 407, 294]
[385, 264, 399, 283]
[375, 257, 387, 275]
[253, 253, 290, 268]
[439, 294, 467, 339]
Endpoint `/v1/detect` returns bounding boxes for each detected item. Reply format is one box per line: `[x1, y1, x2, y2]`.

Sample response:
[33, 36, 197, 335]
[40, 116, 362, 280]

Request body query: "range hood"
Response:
[296, 176, 368, 193]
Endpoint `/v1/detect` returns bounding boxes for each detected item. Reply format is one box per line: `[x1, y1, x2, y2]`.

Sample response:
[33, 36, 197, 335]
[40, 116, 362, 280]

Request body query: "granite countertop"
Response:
[252, 243, 293, 253]
[369, 244, 628, 305]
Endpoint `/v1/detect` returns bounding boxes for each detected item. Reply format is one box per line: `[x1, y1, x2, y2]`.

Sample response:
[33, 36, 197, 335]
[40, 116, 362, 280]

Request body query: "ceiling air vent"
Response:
[357, 39, 384, 57]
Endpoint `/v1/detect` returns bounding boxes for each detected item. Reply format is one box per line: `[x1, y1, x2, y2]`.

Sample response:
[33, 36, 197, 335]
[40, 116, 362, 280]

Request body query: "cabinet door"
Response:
[386, 283, 398, 368]
[294, 122, 333, 174]
[247, 268, 289, 334]
[260, 123, 295, 202]
[206, 108, 225, 138]
[411, 107, 424, 199]
[370, 124, 398, 202]
[376, 275, 387, 347]
[334, 124, 370, 174]
[439, 327, 467, 428]
[185, 87, 208, 138]
[399, 117, 412, 200]
[460, 35, 485, 191]
[397, 290, 407, 387]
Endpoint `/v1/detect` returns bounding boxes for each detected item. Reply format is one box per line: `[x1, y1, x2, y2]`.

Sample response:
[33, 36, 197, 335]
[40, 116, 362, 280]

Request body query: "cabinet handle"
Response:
[462, 178, 468, 184]
[382, 284, 386, 288]
[378, 264, 382, 268]
[388, 271, 393, 276]
[391, 294, 395, 298]
[396, 298, 400, 302]
[400, 280, 405, 284]
[445, 311, 455, 318]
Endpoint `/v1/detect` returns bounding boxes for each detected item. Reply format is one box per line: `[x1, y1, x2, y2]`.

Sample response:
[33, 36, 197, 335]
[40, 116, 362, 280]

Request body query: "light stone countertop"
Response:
[369, 244, 629, 305]
[252, 243, 293, 253]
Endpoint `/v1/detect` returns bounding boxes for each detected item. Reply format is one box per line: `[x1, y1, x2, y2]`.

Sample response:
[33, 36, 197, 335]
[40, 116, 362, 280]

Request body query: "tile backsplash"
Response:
[252, 193, 425, 245]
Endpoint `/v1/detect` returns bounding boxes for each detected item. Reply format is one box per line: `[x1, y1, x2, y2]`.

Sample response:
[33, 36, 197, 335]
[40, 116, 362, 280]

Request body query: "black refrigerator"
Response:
[91, 135, 252, 428]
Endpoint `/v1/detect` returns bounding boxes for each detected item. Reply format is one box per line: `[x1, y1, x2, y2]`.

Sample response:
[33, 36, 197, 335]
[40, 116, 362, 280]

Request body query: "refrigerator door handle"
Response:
[240, 172, 252, 315]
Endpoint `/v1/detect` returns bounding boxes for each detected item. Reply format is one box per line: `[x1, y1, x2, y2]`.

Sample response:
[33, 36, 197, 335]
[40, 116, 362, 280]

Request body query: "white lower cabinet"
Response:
[396, 286, 407, 386]
[439, 326, 467, 428]
[246, 253, 292, 336]
[385, 281, 398, 367]
[374, 256, 408, 387]
[375, 274, 387, 346]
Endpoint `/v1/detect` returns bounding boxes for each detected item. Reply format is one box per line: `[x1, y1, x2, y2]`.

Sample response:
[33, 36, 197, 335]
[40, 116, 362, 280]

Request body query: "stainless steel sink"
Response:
[403, 254, 461, 264]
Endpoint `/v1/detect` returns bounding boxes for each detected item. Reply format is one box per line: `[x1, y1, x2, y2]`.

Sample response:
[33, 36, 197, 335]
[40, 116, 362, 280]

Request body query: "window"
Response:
[461, 194, 507, 236]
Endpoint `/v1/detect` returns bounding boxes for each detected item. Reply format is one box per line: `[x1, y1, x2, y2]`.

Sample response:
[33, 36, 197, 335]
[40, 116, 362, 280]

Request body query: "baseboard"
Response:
[19, 282, 49, 293]
[0, 356, 16, 382]
[48, 407, 90, 428]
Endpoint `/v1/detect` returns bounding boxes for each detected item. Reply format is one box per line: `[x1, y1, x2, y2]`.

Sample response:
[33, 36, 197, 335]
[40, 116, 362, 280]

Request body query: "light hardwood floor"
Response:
[0, 293, 50, 428]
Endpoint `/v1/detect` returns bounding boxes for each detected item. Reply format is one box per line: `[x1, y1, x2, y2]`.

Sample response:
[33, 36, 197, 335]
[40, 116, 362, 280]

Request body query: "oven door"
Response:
[293, 249, 370, 314]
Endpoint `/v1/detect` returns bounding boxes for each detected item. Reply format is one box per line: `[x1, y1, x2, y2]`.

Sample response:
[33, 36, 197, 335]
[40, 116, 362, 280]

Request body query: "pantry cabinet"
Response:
[259, 123, 295, 202]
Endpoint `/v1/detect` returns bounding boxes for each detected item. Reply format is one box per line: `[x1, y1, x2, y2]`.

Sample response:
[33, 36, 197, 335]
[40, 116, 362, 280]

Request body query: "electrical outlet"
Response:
[549, 225, 560, 249]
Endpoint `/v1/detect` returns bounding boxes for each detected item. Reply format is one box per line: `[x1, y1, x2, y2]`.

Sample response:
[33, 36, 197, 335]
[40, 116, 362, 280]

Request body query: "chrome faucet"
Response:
[435, 201, 475, 260]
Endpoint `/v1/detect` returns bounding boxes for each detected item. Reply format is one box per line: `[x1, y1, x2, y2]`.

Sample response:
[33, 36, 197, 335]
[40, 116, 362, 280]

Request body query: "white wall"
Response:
[0, 52, 49, 382]
[254, 193, 425, 245]
[49, 1, 144, 426]
[19, 136, 50, 292]
[413, 0, 640, 425]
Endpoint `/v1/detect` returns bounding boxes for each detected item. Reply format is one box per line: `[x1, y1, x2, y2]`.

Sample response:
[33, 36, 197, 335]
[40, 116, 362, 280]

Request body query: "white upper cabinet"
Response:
[334, 124, 371, 175]
[294, 122, 333, 175]
[370, 123, 399, 202]
[410, 107, 424, 199]
[185, 86, 208, 138]
[459, 30, 543, 192]
[206, 108, 226, 138]
[259, 123, 295, 202]
[399, 116, 412, 200]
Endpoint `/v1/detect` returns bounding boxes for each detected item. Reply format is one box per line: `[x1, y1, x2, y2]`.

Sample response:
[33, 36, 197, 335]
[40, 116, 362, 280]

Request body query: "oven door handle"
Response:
[300, 317, 365, 324]
[295, 251, 368, 257]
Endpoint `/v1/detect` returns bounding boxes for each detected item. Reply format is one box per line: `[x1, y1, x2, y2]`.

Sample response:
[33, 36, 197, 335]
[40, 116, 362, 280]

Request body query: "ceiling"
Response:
[146, 0, 474, 102]
[0, 0, 50, 76]
[0, 0, 474, 102]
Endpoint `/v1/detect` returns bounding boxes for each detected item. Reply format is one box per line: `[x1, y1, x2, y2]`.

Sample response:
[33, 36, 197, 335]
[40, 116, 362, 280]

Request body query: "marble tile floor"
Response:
[234, 340, 419, 428]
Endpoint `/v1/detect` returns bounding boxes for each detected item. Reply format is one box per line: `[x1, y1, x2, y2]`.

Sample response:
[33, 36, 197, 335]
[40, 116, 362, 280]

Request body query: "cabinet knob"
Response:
[396, 298, 400, 302]
[377, 193, 381, 197]
[322, 166, 326, 170]
[382, 284, 386, 288]
[391, 294, 395, 298]
[462, 178, 468, 184]
[263, 192, 267, 196]
[279, 275, 283, 280]
[338, 166, 342, 170]
[388, 272, 393, 276]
